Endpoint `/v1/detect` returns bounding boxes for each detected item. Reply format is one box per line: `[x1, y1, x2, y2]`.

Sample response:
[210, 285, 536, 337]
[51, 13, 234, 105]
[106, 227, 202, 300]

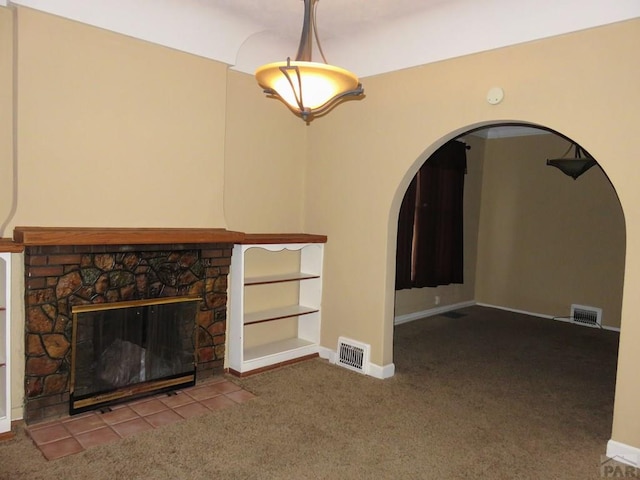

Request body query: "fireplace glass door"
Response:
[70, 297, 200, 415]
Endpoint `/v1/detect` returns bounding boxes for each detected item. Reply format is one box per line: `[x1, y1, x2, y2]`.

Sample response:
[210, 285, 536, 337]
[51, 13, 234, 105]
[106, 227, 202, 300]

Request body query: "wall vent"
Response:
[570, 304, 602, 328]
[336, 337, 370, 374]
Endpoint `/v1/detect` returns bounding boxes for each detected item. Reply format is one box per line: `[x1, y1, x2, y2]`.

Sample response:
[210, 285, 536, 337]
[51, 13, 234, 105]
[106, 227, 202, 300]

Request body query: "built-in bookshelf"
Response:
[0, 247, 15, 435]
[228, 234, 326, 376]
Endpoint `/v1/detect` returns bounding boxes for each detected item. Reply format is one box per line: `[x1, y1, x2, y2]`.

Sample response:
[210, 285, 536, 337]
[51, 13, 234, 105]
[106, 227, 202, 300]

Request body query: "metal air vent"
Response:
[336, 337, 370, 374]
[571, 304, 602, 328]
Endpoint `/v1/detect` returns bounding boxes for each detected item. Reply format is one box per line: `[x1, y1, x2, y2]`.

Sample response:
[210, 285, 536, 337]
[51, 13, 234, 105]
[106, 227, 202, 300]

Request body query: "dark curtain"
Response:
[395, 140, 467, 289]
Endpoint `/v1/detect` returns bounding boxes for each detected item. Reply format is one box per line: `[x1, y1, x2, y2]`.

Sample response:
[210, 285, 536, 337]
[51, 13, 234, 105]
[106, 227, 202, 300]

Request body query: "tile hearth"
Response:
[26, 377, 254, 461]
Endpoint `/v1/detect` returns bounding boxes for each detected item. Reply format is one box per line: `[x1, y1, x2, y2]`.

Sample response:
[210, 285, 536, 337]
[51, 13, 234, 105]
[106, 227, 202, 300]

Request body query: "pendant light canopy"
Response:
[546, 143, 597, 180]
[255, 0, 364, 122]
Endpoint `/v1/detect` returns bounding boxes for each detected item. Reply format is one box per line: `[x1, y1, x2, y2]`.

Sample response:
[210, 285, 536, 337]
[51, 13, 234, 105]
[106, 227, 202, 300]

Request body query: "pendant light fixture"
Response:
[546, 143, 597, 180]
[255, 0, 364, 122]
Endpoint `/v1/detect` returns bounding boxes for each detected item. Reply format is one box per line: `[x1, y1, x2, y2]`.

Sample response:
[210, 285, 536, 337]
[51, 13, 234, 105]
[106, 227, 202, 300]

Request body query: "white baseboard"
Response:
[606, 439, 640, 467]
[318, 346, 395, 379]
[318, 346, 334, 363]
[475, 302, 621, 332]
[475, 302, 555, 320]
[602, 325, 622, 333]
[368, 362, 395, 379]
[394, 300, 476, 326]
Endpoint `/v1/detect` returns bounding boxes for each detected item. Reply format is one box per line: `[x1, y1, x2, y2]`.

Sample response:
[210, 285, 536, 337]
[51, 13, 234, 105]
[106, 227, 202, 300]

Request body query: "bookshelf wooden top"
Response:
[240, 233, 327, 244]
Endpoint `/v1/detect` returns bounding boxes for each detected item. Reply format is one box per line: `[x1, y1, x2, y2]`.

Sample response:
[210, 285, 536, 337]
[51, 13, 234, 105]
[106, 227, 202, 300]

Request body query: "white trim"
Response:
[318, 346, 394, 379]
[476, 302, 621, 332]
[475, 302, 555, 320]
[368, 362, 395, 379]
[0, 253, 12, 434]
[318, 346, 334, 363]
[606, 440, 640, 467]
[394, 301, 476, 326]
[470, 126, 550, 139]
[602, 325, 621, 333]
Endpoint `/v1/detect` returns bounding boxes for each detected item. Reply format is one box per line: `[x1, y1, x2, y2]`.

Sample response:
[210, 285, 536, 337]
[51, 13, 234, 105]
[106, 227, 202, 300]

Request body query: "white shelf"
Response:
[245, 272, 319, 286]
[0, 367, 6, 419]
[244, 338, 316, 362]
[0, 252, 11, 434]
[228, 241, 324, 375]
[0, 309, 5, 365]
[244, 305, 318, 325]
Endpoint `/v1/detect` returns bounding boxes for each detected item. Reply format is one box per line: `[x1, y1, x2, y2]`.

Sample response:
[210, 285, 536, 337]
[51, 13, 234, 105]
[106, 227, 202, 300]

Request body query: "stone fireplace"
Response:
[16, 227, 243, 424]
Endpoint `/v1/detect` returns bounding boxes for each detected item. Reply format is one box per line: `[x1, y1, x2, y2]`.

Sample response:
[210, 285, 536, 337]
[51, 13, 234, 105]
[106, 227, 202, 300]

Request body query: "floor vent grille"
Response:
[337, 337, 370, 374]
[571, 304, 602, 328]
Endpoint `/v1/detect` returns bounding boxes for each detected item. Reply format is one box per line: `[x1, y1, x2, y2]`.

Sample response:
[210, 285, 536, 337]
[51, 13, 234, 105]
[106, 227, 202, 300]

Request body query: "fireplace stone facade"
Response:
[23, 242, 231, 423]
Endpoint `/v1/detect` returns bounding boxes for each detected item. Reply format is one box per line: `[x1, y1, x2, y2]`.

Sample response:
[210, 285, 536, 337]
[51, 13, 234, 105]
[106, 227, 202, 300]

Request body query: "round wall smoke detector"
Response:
[486, 87, 504, 105]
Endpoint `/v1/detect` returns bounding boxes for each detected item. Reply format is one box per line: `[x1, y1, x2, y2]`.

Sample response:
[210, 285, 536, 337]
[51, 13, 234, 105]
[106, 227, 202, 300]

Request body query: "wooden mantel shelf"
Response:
[13, 227, 245, 246]
[12, 228, 327, 247]
[0, 238, 23, 253]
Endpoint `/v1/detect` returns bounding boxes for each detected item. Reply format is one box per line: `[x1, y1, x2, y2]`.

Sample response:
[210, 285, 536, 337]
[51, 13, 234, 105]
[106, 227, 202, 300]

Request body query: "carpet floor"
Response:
[0, 305, 630, 479]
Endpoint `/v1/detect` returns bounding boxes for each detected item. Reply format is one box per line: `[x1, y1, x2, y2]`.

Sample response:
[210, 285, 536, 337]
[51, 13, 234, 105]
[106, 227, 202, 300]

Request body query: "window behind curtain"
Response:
[396, 140, 467, 289]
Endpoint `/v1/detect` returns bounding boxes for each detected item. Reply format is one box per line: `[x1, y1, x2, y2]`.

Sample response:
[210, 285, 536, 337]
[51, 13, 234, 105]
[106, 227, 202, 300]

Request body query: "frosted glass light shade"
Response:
[256, 60, 361, 114]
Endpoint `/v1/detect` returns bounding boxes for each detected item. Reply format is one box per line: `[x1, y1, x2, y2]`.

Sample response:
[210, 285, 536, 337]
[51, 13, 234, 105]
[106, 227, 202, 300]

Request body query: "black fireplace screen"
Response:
[70, 297, 200, 415]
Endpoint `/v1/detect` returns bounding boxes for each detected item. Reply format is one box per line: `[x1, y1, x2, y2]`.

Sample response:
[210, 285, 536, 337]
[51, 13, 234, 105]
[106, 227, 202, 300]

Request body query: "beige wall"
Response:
[394, 134, 485, 317]
[223, 70, 307, 233]
[13, 7, 228, 229]
[0, 8, 13, 233]
[475, 133, 625, 328]
[305, 19, 640, 447]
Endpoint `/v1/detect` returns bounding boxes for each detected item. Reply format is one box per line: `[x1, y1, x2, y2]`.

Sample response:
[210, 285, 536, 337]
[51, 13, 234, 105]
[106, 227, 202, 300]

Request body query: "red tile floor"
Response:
[26, 377, 255, 461]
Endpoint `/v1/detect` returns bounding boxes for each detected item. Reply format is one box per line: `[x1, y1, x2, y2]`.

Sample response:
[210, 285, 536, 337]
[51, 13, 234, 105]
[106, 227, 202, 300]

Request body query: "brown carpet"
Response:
[0, 305, 627, 479]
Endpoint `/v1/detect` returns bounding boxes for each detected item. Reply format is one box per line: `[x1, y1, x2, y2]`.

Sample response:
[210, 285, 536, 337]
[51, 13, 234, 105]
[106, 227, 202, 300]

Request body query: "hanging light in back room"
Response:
[546, 143, 597, 180]
[255, 0, 364, 122]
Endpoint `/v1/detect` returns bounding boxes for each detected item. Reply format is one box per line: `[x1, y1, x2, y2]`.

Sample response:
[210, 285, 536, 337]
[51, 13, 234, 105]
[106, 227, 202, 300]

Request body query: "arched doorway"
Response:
[389, 121, 624, 469]
[393, 123, 625, 332]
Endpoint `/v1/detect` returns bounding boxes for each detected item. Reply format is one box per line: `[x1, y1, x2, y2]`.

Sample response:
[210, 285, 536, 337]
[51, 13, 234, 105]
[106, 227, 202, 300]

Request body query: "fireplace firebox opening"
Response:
[70, 296, 201, 415]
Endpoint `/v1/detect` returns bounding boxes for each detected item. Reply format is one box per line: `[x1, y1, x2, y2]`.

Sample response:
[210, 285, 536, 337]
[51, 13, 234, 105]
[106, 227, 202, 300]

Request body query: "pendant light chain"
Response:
[312, 0, 328, 64]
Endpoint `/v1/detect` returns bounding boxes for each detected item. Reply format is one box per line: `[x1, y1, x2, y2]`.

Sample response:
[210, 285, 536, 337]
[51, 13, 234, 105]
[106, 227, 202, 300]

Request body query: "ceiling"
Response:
[4, 0, 640, 78]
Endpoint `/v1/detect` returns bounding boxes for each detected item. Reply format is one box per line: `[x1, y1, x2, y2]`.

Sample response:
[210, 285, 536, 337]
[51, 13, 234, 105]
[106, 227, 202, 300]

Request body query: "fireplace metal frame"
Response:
[70, 296, 201, 415]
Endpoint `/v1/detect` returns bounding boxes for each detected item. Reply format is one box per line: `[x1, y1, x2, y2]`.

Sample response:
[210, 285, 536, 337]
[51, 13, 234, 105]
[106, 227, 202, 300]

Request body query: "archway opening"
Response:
[390, 121, 624, 463]
[393, 122, 625, 332]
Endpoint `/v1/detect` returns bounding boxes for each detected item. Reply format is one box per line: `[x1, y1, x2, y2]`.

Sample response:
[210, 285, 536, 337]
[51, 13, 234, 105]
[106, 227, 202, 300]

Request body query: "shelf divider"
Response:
[245, 272, 319, 286]
[244, 305, 318, 325]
